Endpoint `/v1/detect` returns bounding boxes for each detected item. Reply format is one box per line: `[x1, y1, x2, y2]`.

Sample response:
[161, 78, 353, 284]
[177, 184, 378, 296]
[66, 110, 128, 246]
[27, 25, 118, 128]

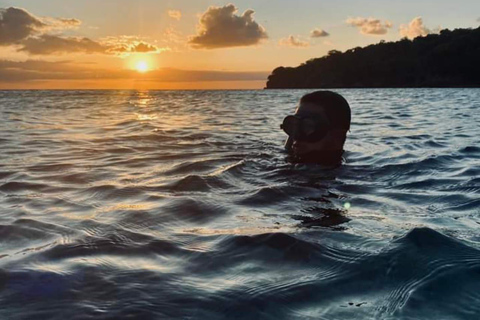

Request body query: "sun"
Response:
[136, 61, 149, 73]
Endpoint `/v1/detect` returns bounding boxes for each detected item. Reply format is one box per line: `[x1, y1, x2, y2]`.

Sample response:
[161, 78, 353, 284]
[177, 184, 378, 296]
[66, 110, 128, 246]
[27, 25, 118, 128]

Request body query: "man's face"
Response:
[283, 102, 347, 159]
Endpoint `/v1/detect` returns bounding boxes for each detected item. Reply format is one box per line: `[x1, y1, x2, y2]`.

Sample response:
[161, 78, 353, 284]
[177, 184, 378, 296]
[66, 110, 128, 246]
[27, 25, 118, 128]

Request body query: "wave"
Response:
[1, 89, 480, 319]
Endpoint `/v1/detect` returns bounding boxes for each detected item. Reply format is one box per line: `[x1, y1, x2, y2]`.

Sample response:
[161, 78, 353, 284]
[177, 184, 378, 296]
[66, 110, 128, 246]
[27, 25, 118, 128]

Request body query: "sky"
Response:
[1, 0, 479, 89]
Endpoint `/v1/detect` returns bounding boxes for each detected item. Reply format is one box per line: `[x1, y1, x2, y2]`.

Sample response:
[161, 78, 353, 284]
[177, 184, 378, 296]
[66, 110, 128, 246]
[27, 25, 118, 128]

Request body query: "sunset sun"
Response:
[136, 61, 149, 73]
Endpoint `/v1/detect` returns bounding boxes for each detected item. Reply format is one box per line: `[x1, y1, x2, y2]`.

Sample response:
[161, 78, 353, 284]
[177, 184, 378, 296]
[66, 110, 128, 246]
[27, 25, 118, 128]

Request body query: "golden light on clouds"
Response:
[168, 10, 182, 20]
[2, 2, 456, 90]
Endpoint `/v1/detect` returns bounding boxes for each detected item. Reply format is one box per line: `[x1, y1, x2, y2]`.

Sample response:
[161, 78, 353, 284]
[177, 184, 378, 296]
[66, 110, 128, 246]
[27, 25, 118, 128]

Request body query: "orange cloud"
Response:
[346, 17, 393, 35]
[279, 35, 310, 48]
[168, 10, 182, 20]
[400, 17, 431, 39]
[189, 4, 268, 49]
[102, 36, 167, 54]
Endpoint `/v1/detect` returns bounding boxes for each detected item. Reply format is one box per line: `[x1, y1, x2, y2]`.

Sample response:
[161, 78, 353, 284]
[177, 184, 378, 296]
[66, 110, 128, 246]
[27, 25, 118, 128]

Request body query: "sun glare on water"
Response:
[136, 61, 149, 73]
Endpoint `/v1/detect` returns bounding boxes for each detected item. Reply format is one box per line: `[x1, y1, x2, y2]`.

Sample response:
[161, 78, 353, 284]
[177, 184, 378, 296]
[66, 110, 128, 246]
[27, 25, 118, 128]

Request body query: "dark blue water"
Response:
[0, 89, 479, 319]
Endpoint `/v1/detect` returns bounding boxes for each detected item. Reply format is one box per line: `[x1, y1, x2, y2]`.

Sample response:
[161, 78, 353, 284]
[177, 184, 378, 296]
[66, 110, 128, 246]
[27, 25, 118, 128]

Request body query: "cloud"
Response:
[58, 18, 82, 26]
[310, 29, 329, 38]
[188, 4, 268, 49]
[162, 27, 185, 45]
[0, 59, 270, 83]
[0, 7, 45, 45]
[346, 17, 393, 35]
[0, 7, 83, 46]
[17, 34, 162, 55]
[279, 35, 310, 48]
[0, 7, 162, 56]
[43, 17, 82, 30]
[399, 17, 431, 39]
[0, 60, 90, 81]
[106, 40, 164, 54]
[127, 42, 159, 53]
[102, 36, 166, 54]
[168, 10, 182, 20]
[19, 35, 106, 55]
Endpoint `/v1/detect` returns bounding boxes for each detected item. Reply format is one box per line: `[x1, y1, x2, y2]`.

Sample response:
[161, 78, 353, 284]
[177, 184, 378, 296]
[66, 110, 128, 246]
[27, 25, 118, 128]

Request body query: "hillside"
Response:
[266, 27, 480, 88]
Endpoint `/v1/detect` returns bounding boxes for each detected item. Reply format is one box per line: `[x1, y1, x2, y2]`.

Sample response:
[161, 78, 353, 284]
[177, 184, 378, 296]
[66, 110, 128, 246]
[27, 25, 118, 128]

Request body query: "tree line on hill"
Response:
[266, 26, 480, 88]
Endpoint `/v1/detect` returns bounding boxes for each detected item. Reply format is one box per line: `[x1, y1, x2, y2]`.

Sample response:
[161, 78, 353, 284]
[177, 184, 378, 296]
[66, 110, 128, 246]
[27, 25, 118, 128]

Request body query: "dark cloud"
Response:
[346, 17, 393, 35]
[120, 42, 159, 53]
[0, 7, 159, 56]
[18, 36, 161, 55]
[132, 42, 156, 52]
[310, 29, 329, 38]
[0, 7, 45, 45]
[0, 59, 269, 82]
[18, 35, 106, 55]
[18, 36, 162, 55]
[0, 7, 83, 46]
[0, 59, 90, 81]
[57, 18, 82, 27]
[189, 4, 268, 49]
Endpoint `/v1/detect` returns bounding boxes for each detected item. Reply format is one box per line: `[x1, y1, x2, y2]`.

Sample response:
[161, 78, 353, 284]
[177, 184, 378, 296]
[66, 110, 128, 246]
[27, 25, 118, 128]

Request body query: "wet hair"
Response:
[300, 91, 351, 131]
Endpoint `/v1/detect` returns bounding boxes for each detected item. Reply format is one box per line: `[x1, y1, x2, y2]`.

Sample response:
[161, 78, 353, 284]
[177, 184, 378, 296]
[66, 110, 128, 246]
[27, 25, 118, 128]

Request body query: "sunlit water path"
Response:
[1, 89, 479, 319]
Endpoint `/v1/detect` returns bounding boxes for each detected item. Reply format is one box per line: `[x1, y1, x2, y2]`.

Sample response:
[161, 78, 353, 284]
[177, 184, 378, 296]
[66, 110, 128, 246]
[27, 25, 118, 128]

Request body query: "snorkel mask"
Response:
[280, 112, 330, 142]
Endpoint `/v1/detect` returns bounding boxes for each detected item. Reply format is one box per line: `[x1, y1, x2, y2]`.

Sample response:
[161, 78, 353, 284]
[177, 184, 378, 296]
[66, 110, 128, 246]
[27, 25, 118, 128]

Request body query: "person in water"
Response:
[281, 90, 351, 165]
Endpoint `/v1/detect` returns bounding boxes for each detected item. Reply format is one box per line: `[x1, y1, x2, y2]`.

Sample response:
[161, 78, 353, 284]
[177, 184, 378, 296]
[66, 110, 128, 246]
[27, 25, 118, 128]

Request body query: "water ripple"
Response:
[1, 89, 479, 319]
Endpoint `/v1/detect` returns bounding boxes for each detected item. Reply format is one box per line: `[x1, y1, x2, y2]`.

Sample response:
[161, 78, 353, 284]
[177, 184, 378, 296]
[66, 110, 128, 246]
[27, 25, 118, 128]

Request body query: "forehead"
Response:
[295, 102, 328, 118]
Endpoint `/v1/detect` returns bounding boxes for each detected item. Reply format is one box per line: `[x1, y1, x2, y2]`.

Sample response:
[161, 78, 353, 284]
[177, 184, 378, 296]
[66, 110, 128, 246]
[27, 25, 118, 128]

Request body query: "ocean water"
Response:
[0, 89, 479, 319]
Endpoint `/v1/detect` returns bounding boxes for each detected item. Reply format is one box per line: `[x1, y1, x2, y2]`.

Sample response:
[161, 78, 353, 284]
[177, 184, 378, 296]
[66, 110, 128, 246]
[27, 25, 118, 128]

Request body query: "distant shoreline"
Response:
[1, 87, 480, 92]
[266, 27, 480, 89]
[264, 86, 480, 89]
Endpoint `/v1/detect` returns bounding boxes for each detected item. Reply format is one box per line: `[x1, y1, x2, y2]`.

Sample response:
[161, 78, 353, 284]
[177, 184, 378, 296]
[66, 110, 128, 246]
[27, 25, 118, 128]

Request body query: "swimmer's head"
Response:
[282, 90, 351, 164]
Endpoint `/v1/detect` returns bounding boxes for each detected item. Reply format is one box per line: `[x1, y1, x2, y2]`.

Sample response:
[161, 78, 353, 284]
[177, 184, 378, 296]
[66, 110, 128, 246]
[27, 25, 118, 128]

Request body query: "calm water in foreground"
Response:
[0, 89, 479, 319]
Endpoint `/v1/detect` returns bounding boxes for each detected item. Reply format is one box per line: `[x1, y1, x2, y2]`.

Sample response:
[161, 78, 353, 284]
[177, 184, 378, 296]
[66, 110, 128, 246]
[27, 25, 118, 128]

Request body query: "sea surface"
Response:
[0, 89, 479, 320]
